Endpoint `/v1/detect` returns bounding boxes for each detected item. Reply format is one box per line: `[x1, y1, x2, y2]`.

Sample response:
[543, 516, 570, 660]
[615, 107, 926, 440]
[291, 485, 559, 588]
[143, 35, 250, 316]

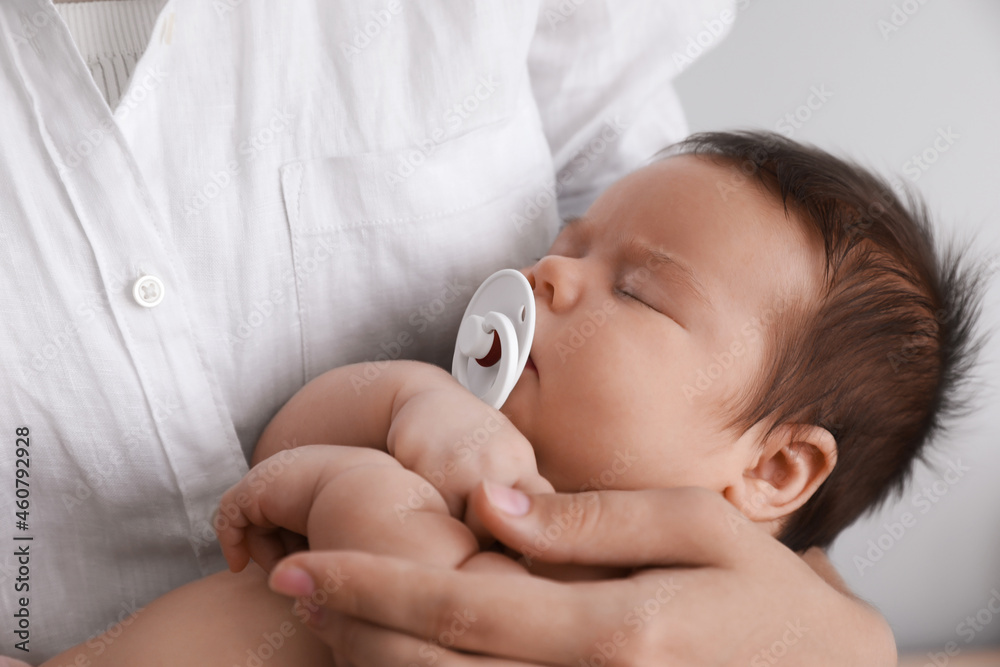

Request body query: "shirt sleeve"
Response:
[527, 0, 738, 219]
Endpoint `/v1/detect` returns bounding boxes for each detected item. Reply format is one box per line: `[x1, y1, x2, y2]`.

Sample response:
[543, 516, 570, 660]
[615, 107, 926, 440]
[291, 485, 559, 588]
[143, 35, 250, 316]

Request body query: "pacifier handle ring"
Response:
[476, 312, 518, 408]
[453, 311, 519, 409]
[457, 314, 493, 360]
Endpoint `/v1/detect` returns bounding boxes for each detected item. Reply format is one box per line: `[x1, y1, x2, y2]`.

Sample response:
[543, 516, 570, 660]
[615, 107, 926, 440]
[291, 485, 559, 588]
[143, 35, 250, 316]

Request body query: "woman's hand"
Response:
[266, 484, 897, 666]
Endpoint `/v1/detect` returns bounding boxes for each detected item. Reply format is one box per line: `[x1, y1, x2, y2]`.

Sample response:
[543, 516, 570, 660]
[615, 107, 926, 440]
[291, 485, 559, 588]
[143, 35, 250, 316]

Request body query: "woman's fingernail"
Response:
[483, 480, 530, 516]
[269, 565, 315, 597]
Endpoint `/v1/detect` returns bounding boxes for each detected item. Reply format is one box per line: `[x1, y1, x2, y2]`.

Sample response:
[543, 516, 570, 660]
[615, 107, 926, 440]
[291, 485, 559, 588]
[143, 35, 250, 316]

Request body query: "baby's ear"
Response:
[724, 423, 837, 524]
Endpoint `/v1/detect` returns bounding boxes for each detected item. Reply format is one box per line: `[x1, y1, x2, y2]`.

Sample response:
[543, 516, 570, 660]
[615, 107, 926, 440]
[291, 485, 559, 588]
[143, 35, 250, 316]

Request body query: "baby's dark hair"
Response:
[664, 130, 988, 552]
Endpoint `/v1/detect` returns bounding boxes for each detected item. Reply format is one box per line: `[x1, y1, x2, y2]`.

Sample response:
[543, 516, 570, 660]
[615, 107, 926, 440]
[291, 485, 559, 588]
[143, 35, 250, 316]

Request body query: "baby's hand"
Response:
[214, 455, 304, 574]
[214, 445, 399, 573]
[386, 379, 554, 540]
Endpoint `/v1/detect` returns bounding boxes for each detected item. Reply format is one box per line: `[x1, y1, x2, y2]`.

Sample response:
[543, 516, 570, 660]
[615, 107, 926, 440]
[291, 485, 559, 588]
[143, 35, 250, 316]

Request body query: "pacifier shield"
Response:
[452, 269, 535, 408]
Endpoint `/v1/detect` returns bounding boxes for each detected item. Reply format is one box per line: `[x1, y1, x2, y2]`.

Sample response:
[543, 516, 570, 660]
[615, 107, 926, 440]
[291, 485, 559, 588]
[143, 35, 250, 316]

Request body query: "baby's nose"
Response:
[518, 264, 538, 290]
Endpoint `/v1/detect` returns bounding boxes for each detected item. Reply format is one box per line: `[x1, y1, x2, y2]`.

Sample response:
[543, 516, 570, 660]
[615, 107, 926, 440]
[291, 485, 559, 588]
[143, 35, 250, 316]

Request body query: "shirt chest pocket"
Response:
[279, 114, 558, 383]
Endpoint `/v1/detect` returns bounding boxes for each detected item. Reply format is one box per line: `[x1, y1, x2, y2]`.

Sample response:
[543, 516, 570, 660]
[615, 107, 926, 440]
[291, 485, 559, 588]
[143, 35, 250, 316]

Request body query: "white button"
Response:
[132, 275, 165, 308]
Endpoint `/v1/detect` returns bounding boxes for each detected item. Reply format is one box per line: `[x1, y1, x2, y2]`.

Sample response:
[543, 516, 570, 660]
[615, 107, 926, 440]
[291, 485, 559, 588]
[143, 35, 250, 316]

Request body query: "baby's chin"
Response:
[497, 382, 530, 430]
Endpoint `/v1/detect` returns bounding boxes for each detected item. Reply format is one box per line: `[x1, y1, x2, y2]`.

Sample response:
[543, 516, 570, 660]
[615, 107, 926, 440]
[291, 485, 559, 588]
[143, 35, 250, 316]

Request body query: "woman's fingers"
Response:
[261, 488, 802, 666]
[470, 483, 771, 569]
[324, 611, 550, 667]
[261, 486, 898, 666]
[269, 550, 638, 665]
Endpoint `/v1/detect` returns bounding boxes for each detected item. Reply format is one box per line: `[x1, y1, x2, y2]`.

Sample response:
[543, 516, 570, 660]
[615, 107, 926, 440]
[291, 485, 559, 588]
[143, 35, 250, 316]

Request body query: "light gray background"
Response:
[674, 0, 1000, 653]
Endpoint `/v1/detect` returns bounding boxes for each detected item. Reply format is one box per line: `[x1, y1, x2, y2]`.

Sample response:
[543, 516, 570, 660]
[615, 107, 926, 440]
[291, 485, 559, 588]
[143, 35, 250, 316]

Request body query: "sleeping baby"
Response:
[39, 130, 981, 666]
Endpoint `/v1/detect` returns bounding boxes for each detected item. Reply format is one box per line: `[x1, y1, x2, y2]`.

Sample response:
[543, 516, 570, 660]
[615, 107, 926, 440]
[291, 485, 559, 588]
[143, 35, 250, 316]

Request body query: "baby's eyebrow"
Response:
[560, 215, 591, 237]
[614, 231, 713, 311]
[554, 215, 594, 250]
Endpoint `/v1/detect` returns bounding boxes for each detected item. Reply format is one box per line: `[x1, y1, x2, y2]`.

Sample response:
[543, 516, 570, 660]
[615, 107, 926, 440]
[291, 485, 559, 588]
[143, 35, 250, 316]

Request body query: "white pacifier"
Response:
[452, 269, 535, 409]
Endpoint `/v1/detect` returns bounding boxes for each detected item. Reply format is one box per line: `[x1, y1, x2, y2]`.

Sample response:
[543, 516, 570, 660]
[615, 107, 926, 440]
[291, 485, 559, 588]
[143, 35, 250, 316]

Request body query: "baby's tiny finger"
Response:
[220, 540, 250, 573]
[246, 525, 290, 573]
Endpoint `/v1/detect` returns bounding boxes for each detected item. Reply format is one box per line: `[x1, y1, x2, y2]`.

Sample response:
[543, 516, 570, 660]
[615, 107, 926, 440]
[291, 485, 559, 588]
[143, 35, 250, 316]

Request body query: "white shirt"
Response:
[0, 0, 732, 658]
[54, 0, 167, 109]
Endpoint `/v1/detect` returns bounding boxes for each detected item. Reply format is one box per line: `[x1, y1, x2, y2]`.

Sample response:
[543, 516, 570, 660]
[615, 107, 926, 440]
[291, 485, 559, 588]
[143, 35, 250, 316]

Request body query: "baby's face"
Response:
[501, 155, 824, 495]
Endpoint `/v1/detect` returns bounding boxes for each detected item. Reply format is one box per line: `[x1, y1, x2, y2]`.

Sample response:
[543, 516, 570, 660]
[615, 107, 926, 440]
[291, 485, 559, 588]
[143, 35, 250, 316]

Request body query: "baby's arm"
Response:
[217, 362, 550, 576]
[216, 443, 493, 574]
[250, 359, 447, 467]
[251, 361, 553, 507]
